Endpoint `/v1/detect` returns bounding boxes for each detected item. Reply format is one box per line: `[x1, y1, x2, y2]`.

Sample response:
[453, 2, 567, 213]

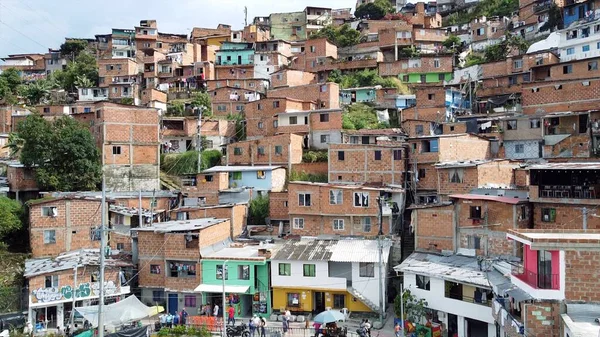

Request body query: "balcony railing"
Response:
[444, 292, 491, 307]
[539, 185, 597, 199]
[533, 1, 551, 13]
[513, 267, 559, 290]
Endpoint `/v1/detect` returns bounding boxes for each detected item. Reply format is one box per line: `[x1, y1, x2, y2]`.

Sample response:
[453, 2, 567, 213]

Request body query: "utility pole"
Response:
[138, 190, 143, 228]
[399, 283, 405, 337]
[70, 249, 83, 329]
[376, 197, 385, 323]
[222, 260, 229, 337]
[196, 107, 203, 173]
[244, 7, 248, 27]
[98, 177, 106, 337]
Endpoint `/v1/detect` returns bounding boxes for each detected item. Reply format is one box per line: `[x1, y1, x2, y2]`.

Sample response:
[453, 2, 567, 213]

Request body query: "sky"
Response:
[0, 0, 356, 58]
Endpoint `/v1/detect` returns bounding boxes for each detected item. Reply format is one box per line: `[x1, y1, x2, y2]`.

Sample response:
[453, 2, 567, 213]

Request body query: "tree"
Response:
[540, 4, 562, 32]
[309, 24, 360, 48]
[342, 103, 388, 130]
[0, 197, 24, 251]
[167, 101, 185, 116]
[54, 51, 99, 92]
[394, 289, 428, 323]
[227, 113, 246, 141]
[0, 68, 23, 104]
[120, 97, 135, 105]
[17, 115, 102, 191]
[327, 69, 404, 90]
[442, 35, 462, 52]
[249, 195, 269, 226]
[74, 75, 94, 88]
[484, 33, 530, 62]
[191, 92, 212, 117]
[4, 133, 24, 159]
[355, 0, 396, 19]
[59, 40, 88, 59]
[19, 78, 57, 105]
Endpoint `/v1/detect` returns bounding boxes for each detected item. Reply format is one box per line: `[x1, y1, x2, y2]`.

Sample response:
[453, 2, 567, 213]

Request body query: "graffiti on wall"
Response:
[32, 281, 118, 304]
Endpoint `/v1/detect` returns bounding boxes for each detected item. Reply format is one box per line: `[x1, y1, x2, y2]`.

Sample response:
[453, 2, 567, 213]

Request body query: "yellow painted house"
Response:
[270, 239, 392, 314]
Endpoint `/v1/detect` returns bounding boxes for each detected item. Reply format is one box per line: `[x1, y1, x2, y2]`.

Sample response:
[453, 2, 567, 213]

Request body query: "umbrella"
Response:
[313, 310, 345, 324]
[148, 306, 165, 317]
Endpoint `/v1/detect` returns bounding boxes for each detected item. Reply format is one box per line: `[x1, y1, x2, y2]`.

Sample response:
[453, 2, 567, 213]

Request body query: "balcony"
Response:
[538, 185, 597, 199]
[533, 0, 552, 13]
[512, 267, 559, 290]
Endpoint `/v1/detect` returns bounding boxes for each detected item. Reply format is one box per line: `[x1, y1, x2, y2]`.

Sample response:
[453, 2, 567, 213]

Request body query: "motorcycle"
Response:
[227, 323, 250, 337]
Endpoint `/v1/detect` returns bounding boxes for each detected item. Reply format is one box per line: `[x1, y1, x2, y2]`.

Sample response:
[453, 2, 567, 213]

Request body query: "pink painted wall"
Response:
[524, 245, 537, 273]
[551, 250, 560, 289]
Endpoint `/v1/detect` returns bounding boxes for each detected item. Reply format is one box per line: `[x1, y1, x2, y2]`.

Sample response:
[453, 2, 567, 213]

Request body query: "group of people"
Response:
[248, 314, 267, 337]
[357, 319, 371, 337]
[159, 308, 189, 328]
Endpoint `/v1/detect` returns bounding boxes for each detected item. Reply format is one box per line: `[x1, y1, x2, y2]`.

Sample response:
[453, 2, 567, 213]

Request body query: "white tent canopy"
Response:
[75, 296, 153, 329]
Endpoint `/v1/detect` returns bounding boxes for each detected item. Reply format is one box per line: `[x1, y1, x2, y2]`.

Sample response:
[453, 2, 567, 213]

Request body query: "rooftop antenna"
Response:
[244, 7, 248, 27]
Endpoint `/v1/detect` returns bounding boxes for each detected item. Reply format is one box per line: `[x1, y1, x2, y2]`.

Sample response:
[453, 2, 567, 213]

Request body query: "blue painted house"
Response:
[216, 42, 255, 66]
[202, 166, 286, 192]
[563, 1, 594, 28]
[340, 86, 379, 105]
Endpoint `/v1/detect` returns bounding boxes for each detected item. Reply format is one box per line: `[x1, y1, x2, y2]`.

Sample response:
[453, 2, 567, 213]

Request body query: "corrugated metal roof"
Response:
[528, 162, 600, 170]
[449, 194, 528, 205]
[434, 160, 490, 168]
[25, 249, 131, 278]
[272, 239, 391, 263]
[203, 165, 282, 173]
[132, 217, 228, 232]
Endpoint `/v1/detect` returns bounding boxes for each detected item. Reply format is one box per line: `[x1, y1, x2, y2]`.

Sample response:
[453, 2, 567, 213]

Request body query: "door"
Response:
[168, 294, 179, 314]
[238, 55, 242, 65]
[579, 114, 589, 134]
[314, 292, 325, 313]
[537, 250, 553, 289]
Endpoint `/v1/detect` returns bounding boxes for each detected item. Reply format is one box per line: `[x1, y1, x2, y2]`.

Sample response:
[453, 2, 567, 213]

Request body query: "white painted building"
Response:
[558, 9, 600, 62]
[396, 253, 509, 337]
[276, 109, 343, 150]
[253, 41, 292, 80]
[271, 239, 392, 313]
[77, 87, 109, 102]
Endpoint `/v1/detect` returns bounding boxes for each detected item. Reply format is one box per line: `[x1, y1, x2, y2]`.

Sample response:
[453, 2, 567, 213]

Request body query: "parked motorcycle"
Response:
[227, 323, 250, 337]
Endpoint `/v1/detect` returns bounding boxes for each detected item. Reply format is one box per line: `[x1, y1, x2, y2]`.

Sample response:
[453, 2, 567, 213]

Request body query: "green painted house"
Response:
[399, 72, 452, 84]
[197, 245, 272, 317]
[216, 42, 255, 66]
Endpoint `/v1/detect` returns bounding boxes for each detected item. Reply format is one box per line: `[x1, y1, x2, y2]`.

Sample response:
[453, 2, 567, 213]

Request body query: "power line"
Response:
[15, 0, 70, 38]
[0, 18, 48, 50]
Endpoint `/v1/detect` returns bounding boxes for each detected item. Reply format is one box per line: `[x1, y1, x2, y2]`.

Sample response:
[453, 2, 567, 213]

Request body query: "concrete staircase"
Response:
[347, 286, 379, 313]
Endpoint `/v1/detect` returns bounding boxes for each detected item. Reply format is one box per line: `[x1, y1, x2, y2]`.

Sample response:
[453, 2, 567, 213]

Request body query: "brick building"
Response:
[244, 97, 315, 140]
[169, 203, 247, 238]
[208, 86, 264, 117]
[287, 181, 405, 236]
[133, 218, 231, 311]
[226, 133, 304, 166]
[268, 82, 340, 110]
[434, 159, 518, 198]
[6, 162, 39, 201]
[72, 102, 160, 192]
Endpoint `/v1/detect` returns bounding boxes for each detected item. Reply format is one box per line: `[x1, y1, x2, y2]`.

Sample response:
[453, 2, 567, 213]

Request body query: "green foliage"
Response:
[355, 0, 396, 19]
[0, 198, 23, 244]
[227, 113, 246, 141]
[161, 150, 222, 175]
[53, 51, 99, 92]
[540, 4, 562, 32]
[4, 133, 24, 159]
[249, 195, 269, 226]
[444, 0, 518, 25]
[328, 69, 403, 90]
[309, 24, 361, 47]
[289, 170, 328, 183]
[464, 54, 485, 67]
[342, 103, 388, 130]
[302, 150, 328, 163]
[398, 46, 421, 58]
[168, 101, 185, 116]
[191, 92, 212, 117]
[0, 68, 23, 104]
[157, 325, 211, 337]
[483, 33, 530, 62]
[442, 35, 462, 52]
[19, 76, 60, 105]
[394, 289, 428, 323]
[60, 40, 89, 58]
[16, 115, 101, 191]
[120, 97, 134, 105]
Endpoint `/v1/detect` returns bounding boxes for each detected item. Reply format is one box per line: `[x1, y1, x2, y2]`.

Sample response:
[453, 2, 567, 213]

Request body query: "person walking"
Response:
[213, 304, 220, 318]
[259, 316, 266, 337]
[228, 305, 236, 326]
[249, 317, 256, 337]
[394, 323, 401, 337]
[181, 308, 188, 325]
[252, 315, 261, 337]
[364, 319, 371, 337]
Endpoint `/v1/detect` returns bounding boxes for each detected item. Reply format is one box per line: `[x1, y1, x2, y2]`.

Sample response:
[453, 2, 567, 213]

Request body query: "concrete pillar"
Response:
[57, 303, 64, 329]
[457, 316, 466, 337]
[487, 323, 496, 337]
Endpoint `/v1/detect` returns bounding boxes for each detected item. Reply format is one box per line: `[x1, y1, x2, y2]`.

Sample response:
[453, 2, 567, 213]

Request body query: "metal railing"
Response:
[180, 324, 358, 337]
[513, 269, 559, 290]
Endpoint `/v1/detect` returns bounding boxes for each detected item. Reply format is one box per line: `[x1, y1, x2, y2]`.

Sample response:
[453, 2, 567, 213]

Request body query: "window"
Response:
[589, 61, 598, 71]
[421, 139, 438, 153]
[273, 120, 278, 128]
[279, 263, 291, 276]
[234, 147, 242, 155]
[43, 107, 50, 113]
[184, 295, 197, 307]
[310, 46, 316, 53]
[418, 168, 426, 178]
[530, 119, 540, 128]
[523, 73, 531, 82]
[513, 59, 523, 69]
[428, 93, 435, 100]
[359, 262, 374, 277]
[415, 125, 424, 135]
[507, 120, 517, 130]
[563, 65, 573, 74]
[152, 290, 164, 303]
[41, 206, 58, 217]
[330, 189, 343, 205]
[287, 293, 300, 306]
[354, 192, 369, 207]
[509, 76, 517, 85]
[470, 206, 482, 219]
[205, 175, 214, 182]
[289, 116, 298, 125]
[216, 264, 228, 280]
[433, 59, 440, 68]
[515, 144, 525, 154]
[362, 217, 371, 232]
[45, 275, 58, 288]
[238, 265, 250, 280]
[542, 208, 556, 222]
[232, 172, 242, 180]
[150, 265, 161, 274]
[273, 101, 280, 108]
[374, 150, 382, 160]
[257, 103, 262, 110]
[333, 219, 344, 230]
[217, 105, 227, 112]
[333, 294, 345, 308]
[468, 235, 481, 249]
[293, 218, 304, 229]
[567, 48, 575, 55]
[583, 45, 590, 52]
[298, 193, 312, 206]
[320, 135, 329, 143]
[112, 146, 121, 155]
[416, 275, 430, 290]
[235, 105, 243, 112]
[169, 261, 197, 277]
[275, 145, 283, 155]
[338, 151, 345, 161]
[116, 243, 124, 250]
[393, 149, 402, 160]
[449, 168, 464, 183]
[303, 264, 316, 277]
[257, 146, 265, 155]
[320, 113, 329, 122]
[257, 170, 266, 179]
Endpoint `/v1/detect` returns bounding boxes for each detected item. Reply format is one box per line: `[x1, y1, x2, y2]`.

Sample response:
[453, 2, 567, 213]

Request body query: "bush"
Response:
[249, 195, 269, 226]
[302, 150, 328, 163]
[161, 150, 222, 175]
[289, 171, 328, 183]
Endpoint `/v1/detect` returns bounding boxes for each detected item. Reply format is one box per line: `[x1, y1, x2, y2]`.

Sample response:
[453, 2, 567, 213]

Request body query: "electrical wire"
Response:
[0, 18, 48, 50]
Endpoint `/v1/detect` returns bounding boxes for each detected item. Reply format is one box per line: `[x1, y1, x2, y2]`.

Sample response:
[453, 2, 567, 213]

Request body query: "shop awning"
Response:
[194, 284, 249, 294]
